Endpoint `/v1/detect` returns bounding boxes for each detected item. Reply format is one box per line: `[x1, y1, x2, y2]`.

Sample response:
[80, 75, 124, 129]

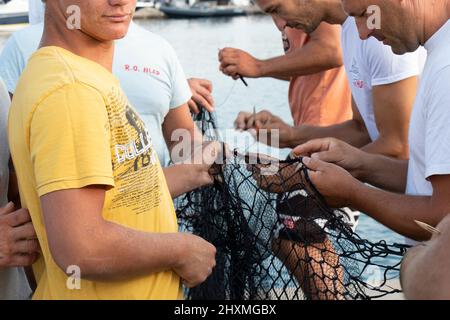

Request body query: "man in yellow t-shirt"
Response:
[8, 0, 216, 300]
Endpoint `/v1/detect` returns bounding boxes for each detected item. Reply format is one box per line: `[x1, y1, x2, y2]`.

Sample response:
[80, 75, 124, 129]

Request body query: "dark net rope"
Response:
[176, 109, 409, 300]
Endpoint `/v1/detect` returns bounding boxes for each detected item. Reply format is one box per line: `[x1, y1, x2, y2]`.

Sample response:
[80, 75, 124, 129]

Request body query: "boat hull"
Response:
[159, 5, 246, 19]
[0, 12, 28, 25]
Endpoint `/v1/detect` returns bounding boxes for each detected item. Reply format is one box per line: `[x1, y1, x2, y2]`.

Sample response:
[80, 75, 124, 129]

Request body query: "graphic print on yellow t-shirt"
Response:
[8, 46, 181, 300]
[107, 88, 164, 216]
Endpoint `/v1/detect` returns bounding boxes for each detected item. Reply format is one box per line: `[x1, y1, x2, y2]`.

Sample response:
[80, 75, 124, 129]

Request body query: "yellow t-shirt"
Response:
[8, 46, 181, 300]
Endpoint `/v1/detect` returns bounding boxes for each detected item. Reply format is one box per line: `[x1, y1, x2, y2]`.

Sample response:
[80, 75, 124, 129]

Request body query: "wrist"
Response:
[354, 151, 373, 181]
[171, 233, 188, 270]
[346, 178, 366, 208]
[189, 164, 213, 189]
[257, 59, 269, 78]
[286, 126, 305, 148]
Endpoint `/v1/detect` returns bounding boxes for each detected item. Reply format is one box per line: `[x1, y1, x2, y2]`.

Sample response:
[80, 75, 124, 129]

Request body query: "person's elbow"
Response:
[388, 141, 409, 160]
[48, 228, 107, 279]
[376, 134, 409, 160]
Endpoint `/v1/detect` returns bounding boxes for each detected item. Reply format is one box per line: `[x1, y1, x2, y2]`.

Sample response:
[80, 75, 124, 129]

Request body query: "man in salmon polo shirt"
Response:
[219, 21, 352, 139]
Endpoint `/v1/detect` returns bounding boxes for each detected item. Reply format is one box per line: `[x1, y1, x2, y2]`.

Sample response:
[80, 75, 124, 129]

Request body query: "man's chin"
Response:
[104, 25, 132, 40]
[390, 44, 411, 55]
[291, 23, 317, 35]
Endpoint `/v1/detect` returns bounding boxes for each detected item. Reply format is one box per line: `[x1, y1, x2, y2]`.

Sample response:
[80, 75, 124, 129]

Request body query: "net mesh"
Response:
[176, 109, 409, 300]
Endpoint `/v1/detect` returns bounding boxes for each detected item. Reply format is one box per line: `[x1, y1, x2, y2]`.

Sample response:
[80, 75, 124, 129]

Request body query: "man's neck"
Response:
[323, 0, 348, 25]
[40, 16, 114, 72]
[417, 0, 450, 45]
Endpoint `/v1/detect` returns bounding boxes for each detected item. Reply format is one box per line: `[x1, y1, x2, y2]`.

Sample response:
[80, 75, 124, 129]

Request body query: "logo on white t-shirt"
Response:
[349, 59, 365, 89]
[124, 64, 161, 77]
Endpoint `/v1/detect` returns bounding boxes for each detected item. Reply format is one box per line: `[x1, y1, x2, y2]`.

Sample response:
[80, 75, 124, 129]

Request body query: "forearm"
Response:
[164, 164, 205, 198]
[357, 153, 408, 192]
[349, 183, 445, 241]
[43, 189, 185, 282]
[259, 43, 341, 80]
[163, 104, 203, 156]
[57, 222, 184, 282]
[401, 215, 450, 299]
[361, 135, 409, 160]
[289, 120, 371, 149]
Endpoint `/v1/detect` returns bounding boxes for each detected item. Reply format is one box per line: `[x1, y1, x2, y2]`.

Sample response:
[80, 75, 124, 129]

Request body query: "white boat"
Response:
[0, 0, 28, 25]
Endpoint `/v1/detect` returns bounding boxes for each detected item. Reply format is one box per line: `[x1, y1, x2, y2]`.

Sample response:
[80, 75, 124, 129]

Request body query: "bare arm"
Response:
[162, 104, 223, 198]
[288, 100, 371, 148]
[164, 140, 223, 199]
[164, 165, 208, 199]
[235, 101, 368, 149]
[349, 175, 450, 241]
[219, 23, 343, 81]
[357, 152, 408, 193]
[401, 214, 450, 299]
[294, 138, 408, 193]
[302, 157, 450, 241]
[361, 77, 418, 159]
[259, 23, 344, 80]
[162, 103, 202, 155]
[40, 187, 216, 286]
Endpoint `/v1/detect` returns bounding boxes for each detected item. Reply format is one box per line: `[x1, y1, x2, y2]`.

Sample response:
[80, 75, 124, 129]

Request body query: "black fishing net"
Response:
[176, 109, 409, 300]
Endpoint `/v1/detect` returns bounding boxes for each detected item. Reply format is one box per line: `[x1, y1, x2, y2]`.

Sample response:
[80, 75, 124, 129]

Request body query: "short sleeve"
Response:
[424, 66, 450, 179]
[166, 43, 192, 109]
[30, 82, 114, 196]
[363, 38, 421, 86]
[0, 36, 27, 94]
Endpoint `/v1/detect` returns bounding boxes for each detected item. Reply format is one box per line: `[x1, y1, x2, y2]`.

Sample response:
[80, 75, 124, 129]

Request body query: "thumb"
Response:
[302, 156, 323, 171]
[311, 151, 337, 164]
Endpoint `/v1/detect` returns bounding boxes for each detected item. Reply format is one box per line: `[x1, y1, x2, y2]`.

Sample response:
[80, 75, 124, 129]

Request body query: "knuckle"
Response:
[29, 240, 39, 252]
[1, 256, 12, 267]
[1, 239, 14, 257]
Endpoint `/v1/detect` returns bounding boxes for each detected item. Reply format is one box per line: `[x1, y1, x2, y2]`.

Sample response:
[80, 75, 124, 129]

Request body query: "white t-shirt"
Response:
[341, 17, 425, 141]
[406, 20, 450, 198]
[0, 22, 192, 166]
[28, 0, 44, 25]
[0, 79, 9, 209]
[0, 77, 31, 300]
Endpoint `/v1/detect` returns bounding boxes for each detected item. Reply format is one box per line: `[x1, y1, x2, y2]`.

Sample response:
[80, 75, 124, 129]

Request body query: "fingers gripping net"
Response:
[176, 110, 408, 300]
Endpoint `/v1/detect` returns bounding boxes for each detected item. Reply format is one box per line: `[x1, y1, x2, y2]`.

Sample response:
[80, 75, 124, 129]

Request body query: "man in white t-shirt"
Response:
[275, 0, 450, 242]
[244, 0, 423, 299]
[238, 1, 424, 160]
[338, 0, 450, 299]
[0, 77, 37, 300]
[28, 0, 44, 25]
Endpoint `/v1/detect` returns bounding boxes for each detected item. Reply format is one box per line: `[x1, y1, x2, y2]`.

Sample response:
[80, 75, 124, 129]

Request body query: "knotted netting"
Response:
[176, 109, 409, 300]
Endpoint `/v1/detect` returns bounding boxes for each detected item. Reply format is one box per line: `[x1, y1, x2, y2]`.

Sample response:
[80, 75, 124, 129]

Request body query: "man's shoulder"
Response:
[429, 43, 450, 73]
[13, 47, 113, 114]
